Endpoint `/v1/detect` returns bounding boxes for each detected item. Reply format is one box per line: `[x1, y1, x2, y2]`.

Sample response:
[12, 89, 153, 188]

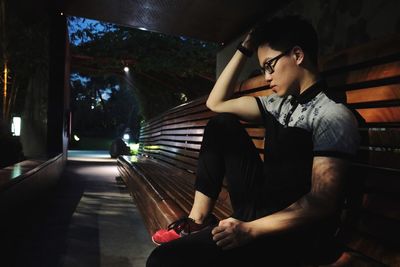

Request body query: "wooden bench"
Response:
[0, 154, 65, 212]
[117, 35, 400, 267]
[0, 154, 65, 265]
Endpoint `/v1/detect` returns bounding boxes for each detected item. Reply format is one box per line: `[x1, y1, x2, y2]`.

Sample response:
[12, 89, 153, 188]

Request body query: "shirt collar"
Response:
[292, 80, 325, 104]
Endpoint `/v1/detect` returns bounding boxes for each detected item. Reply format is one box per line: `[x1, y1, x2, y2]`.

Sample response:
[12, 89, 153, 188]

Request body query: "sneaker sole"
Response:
[151, 228, 209, 246]
[150, 216, 218, 246]
[151, 236, 162, 246]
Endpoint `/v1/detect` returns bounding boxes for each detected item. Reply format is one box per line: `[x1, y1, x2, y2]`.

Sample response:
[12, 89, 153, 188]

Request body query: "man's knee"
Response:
[207, 113, 241, 131]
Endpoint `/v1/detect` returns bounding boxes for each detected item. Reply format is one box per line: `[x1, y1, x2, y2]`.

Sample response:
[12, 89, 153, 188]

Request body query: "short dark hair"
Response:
[252, 15, 319, 66]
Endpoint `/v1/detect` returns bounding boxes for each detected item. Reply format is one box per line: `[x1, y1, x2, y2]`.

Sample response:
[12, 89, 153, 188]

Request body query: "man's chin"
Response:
[275, 90, 287, 97]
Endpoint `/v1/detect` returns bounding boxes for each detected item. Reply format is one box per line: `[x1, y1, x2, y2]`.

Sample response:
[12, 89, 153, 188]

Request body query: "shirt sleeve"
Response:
[255, 94, 284, 119]
[312, 103, 360, 158]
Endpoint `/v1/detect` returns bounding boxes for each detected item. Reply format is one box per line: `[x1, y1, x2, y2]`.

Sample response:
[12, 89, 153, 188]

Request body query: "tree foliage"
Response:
[68, 16, 220, 138]
[69, 17, 218, 79]
[70, 74, 138, 139]
[0, 0, 49, 123]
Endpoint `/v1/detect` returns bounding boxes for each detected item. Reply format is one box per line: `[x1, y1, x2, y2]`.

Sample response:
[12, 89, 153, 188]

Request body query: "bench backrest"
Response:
[319, 36, 400, 267]
[138, 35, 400, 266]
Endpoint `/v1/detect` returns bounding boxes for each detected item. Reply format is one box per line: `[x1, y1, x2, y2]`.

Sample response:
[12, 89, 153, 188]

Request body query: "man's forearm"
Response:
[206, 50, 248, 109]
[245, 194, 336, 238]
[245, 157, 348, 238]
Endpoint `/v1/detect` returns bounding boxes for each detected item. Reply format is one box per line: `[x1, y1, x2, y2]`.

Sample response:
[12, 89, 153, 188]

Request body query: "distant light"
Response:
[73, 135, 80, 141]
[91, 105, 95, 109]
[124, 66, 129, 72]
[60, 12, 64, 16]
[11, 117, 21, 136]
[138, 27, 148, 31]
[180, 92, 188, 102]
[123, 134, 130, 140]
[130, 155, 138, 162]
[129, 143, 139, 150]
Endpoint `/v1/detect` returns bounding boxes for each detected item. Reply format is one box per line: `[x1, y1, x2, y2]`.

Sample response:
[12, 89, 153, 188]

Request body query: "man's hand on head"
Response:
[242, 28, 256, 51]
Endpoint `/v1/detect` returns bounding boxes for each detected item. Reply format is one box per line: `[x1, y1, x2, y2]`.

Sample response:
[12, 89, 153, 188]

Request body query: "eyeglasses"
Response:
[260, 49, 291, 74]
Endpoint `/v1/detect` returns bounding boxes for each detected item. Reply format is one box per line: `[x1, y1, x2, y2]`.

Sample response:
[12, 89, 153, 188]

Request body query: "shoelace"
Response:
[167, 217, 194, 234]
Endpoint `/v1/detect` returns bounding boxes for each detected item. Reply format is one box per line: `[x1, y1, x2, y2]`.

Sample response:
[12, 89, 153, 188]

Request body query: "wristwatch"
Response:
[237, 42, 253, 57]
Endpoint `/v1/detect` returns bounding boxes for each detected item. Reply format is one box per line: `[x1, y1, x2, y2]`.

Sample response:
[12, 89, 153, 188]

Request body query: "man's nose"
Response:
[264, 71, 272, 82]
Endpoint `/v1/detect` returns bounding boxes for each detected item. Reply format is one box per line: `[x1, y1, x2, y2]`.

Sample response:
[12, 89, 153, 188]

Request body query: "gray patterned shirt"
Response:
[256, 84, 360, 158]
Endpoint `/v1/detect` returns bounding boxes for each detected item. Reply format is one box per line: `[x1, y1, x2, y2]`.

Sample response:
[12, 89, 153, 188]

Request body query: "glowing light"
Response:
[130, 155, 138, 162]
[180, 93, 188, 102]
[91, 105, 95, 109]
[123, 133, 130, 140]
[11, 117, 21, 136]
[138, 27, 148, 31]
[129, 143, 139, 150]
[124, 66, 129, 72]
[129, 143, 139, 155]
[73, 135, 80, 141]
[144, 145, 160, 150]
[60, 12, 64, 16]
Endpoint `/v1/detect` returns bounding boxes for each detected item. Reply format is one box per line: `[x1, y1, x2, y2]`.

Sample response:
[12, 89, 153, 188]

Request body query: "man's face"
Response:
[257, 44, 300, 97]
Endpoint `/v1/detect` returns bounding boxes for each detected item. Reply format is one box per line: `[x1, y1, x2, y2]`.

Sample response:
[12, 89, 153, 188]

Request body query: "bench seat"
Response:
[0, 154, 65, 218]
[118, 155, 232, 234]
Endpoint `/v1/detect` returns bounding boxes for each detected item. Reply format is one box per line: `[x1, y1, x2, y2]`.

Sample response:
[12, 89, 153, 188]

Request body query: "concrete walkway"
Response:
[7, 150, 155, 267]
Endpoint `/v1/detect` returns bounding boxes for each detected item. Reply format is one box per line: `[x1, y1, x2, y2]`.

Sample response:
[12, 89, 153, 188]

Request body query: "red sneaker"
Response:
[151, 214, 218, 245]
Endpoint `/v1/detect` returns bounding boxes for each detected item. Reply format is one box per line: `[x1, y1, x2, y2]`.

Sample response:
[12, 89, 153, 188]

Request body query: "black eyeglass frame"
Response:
[260, 48, 292, 74]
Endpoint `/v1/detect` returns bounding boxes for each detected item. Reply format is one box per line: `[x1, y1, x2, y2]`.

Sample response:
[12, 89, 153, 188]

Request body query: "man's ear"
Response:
[292, 46, 305, 65]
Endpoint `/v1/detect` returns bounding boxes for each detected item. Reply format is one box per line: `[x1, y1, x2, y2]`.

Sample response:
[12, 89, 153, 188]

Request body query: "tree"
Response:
[0, 0, 49, 126]
[68, 16, 219, 121]
[68, 16, 219, 141]
[70, 73, 139, 138]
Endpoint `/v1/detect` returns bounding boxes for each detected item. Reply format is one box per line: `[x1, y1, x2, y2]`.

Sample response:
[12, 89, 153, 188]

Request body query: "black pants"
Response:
[195, 113, 266, 221]
[146, 113, 315, 267]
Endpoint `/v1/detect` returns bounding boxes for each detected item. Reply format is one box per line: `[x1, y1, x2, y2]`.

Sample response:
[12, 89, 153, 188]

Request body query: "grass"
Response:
[70, 136, 114, 150]
[70, 136, 140, 156]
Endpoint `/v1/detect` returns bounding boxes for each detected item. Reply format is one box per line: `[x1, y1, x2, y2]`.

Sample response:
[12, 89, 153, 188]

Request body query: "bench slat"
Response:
[141, 140, 202, 150]
[145, 96, 207, 122]
[142, 110, 214, 133]
[143, 134, 203, 143]
[153, 119, 209, 131]
[360, 128, 400, 147]
[347, 84, 400, 104]
[356, 106, 400, 123]
[145, 104, 210, 127]
[325, 61, 400, 86]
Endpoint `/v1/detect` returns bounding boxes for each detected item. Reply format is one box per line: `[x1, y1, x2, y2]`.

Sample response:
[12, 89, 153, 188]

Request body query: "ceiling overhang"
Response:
[63, 0, 292, 44]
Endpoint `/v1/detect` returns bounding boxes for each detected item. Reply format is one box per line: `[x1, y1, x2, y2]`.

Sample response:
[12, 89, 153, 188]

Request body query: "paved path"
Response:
[6, 150, 155, 267]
